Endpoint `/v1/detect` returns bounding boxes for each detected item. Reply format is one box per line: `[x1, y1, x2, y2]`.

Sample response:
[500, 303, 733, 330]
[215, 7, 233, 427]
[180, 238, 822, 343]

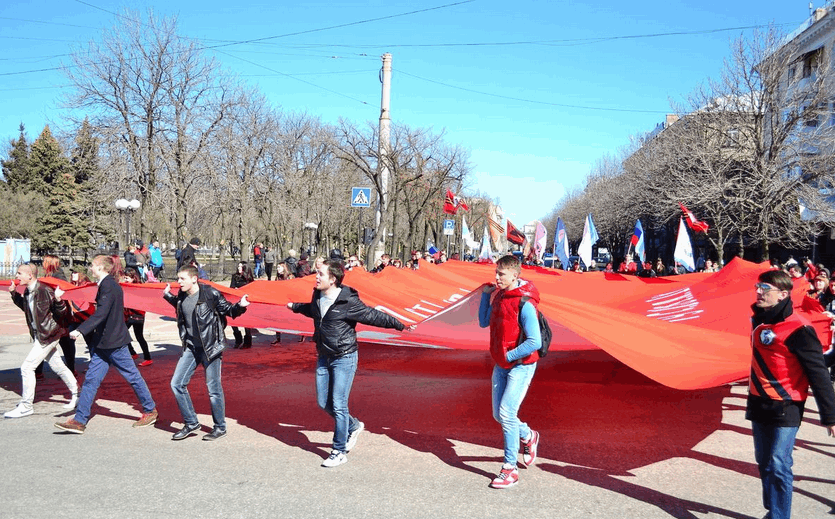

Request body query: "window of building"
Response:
[724, 128, 740, 147]
[802, 48, 822, 79]
[788, 67, 796, 82]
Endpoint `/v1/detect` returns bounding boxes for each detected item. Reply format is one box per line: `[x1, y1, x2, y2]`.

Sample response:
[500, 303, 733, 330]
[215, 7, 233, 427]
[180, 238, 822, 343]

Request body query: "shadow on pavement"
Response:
[0, 339, 806, 516]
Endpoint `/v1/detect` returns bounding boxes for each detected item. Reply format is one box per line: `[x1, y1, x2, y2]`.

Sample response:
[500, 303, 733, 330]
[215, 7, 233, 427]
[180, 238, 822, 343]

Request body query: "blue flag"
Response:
[554, 218, 570, 270]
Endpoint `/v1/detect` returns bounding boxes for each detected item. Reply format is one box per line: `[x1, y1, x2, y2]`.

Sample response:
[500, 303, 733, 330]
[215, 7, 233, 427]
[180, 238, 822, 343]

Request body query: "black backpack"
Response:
[517, 296, 552, 358]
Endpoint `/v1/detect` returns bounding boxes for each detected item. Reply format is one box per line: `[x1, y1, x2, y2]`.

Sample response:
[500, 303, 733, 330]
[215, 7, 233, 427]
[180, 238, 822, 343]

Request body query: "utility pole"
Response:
[375, 53, 392, 259]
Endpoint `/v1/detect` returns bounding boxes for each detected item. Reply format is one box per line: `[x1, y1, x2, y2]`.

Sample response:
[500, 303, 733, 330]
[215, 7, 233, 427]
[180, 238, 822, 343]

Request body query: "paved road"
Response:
[1, 295, 833, 518]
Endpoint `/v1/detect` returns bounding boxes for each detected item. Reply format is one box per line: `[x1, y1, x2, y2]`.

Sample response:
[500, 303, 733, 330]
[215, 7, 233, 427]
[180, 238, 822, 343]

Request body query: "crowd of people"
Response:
[6, 242, 835, 510]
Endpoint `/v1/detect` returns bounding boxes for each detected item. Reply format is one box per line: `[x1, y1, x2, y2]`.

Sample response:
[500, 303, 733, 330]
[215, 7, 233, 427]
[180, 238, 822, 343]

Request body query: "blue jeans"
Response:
[253, 260, 263, 278]
[492, 363, 536, 466]
[316, 352, 360, 452]
[752, 421, 798, 519]
[75, 344, 156, 425]
[171, 347, 225, 430]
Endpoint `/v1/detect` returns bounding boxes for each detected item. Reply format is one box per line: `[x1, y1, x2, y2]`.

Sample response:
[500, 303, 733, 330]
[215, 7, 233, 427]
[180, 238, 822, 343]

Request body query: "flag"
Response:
[577, 213, 599, 269]
[506, 218, 527, 246]
[461, 216, 479, 250]
[679, 203, 709, 233]
[631, 219, 646, 263]
[488, 204, 504, 251]
[443, 190, 457, 215]
[534, 221, 547, 261]
[554, 218, 570, 270]
[674, 217, 695, 272]
[478, 224, 493, 262]
[444, 189, 469, 215]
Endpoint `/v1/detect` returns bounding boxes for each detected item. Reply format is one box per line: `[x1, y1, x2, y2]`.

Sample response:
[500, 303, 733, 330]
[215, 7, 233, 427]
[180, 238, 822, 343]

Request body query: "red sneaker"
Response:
[522, 430, 540, 467]
[138, 360, 154, 367]
[489, 464, 519, 489]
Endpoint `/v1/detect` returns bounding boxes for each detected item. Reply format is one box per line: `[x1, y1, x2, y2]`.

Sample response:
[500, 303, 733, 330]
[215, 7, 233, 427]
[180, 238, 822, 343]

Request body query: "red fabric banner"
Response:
[5, 258, 829, 391]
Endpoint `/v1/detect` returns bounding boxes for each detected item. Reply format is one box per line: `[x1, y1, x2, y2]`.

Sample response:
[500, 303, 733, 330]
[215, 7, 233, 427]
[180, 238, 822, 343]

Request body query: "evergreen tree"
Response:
[1, 123, 33, 190]
[71, 117, 99, 184]
[28, 125, 66, 195]
[40, 170, 90, 250]
[28, 125, 88, 249]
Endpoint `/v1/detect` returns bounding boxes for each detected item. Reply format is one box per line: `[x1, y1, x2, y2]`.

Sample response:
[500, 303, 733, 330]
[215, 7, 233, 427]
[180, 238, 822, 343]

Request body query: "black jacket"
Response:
[11, 281, 69, 345]
[177, 244, 197, 271]
[291, 285, 404, 358]
[75, 275, 133, 350]
[164, 283, 246, 361]
[747, 297, 835, 427]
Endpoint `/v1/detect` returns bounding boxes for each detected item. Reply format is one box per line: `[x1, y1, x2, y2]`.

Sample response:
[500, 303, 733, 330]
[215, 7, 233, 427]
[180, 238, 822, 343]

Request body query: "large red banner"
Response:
[6, 258, 828, 391]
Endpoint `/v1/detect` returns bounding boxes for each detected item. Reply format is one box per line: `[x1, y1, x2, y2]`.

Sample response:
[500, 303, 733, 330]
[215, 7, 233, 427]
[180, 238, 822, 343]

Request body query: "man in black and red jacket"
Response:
[748, 269, 835, 519]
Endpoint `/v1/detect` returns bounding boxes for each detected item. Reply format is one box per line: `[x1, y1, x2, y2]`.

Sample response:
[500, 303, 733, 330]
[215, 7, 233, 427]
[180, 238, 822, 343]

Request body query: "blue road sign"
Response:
[443, 219, 455, 236]
[351, 187, 371, 207]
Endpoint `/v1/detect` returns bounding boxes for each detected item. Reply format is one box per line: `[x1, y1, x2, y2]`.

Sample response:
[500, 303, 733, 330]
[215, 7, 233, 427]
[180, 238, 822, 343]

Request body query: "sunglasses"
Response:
[754, 282, 780, 292]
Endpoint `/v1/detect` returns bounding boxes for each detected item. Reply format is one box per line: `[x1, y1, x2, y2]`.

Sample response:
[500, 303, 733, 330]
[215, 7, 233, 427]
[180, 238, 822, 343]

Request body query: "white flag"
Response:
[577, 213, 599, 269]
[674, 217, 695, 272]
[462, 216, 479, 250]
[479, 224, 493, 261]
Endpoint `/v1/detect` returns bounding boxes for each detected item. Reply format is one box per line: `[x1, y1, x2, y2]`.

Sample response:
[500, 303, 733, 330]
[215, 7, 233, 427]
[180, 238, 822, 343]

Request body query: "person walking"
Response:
[287, 259, 414, 467]
[54, 255, 158, 434]
[478, 254, 542, 489]
[121, 268, 153, 366]
[164, 264, 249, 441]
[230, 262, 254, 349]
[4, 264, 78, 418]
[264, 246, 277, 281]
[748, 269, 835, 519]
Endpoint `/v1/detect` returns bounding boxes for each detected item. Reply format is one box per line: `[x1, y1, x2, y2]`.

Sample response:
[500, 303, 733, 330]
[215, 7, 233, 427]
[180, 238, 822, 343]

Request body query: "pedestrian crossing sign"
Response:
[351, 187, 371, 207]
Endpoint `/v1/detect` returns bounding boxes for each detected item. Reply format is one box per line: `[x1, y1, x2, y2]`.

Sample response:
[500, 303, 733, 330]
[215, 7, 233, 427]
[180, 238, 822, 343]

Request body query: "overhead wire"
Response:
[0, 3, 805, 114]
[397, 70, 669, 114]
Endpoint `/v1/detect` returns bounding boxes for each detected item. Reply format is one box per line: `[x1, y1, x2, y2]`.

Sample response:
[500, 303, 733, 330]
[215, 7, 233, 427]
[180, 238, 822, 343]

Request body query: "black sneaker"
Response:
[172, 423, 201, 441]
[203, 427, 227, 441]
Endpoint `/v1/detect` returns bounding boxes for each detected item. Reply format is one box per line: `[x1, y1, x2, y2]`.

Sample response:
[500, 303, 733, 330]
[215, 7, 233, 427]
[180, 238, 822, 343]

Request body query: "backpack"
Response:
[518, 296, 552, 358]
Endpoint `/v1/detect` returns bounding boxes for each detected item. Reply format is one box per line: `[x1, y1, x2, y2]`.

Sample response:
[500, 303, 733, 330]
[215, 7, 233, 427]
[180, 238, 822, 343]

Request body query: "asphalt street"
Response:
[0, 295, 833, 519]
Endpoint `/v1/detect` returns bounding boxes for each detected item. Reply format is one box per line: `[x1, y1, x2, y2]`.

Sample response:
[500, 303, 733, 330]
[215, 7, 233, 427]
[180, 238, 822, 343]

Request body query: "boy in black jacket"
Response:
[288, 259, 414, 467]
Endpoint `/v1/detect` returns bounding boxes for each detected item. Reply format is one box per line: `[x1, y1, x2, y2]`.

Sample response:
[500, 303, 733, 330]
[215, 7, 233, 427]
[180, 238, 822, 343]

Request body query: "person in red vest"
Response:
[478, 254, 542, 489]
[748, 269, 835, 519]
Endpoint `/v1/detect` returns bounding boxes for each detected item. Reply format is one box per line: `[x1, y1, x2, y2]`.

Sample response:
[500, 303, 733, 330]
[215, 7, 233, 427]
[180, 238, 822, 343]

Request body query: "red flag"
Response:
[443, 190, 457, 215]
[455, 195, 469, 212]
[679, 203, 709, 233]
[506, 218, 527, 246]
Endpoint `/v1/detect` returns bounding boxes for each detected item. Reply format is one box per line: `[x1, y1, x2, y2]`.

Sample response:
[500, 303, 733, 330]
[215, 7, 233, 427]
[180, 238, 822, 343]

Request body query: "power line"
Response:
[204, 0, 476, 50]
[397, 70, 669, 114]
[212, 48, 374, 107]
[0, 16, 99, 30]
[281, 22, 799, 49]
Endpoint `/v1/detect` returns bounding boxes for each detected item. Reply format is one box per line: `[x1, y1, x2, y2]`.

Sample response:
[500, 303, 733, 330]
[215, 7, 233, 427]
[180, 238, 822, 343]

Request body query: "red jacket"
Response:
[489, 280, 540, 369]
[750, 313, 809, 402]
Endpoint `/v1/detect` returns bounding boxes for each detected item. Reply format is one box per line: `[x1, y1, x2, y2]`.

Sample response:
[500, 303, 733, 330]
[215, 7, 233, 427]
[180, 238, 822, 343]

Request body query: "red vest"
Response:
[489, 280, 540, 369]
[749, 313, 810, 402]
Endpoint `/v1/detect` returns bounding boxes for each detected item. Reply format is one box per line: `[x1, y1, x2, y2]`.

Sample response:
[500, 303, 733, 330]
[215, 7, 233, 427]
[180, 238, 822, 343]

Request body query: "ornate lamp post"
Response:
[115, 198, 141, 249]
[304, 222, 318, 255]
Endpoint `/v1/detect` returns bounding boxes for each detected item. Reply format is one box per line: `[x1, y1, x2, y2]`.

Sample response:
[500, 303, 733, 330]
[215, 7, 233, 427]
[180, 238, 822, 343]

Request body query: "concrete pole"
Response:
[376, 53, 392, 257]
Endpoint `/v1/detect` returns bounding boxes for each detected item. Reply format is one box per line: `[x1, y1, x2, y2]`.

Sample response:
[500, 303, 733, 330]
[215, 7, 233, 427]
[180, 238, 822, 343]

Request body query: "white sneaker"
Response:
[4, 405, 33, 419]
[63, 394, 78, 410]
[321, 450, 347, 468]
[346, 421, 365, 452]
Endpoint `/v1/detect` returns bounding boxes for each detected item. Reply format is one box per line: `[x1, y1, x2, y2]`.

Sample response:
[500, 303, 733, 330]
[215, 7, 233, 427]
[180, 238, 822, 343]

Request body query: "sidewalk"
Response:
[1, 295, 833, 518]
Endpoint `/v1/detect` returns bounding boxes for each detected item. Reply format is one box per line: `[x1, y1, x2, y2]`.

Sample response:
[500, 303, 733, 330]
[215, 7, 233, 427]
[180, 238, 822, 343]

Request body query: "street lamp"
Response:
[304, 222, 318, 254]
[115, 198, 141, 249]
